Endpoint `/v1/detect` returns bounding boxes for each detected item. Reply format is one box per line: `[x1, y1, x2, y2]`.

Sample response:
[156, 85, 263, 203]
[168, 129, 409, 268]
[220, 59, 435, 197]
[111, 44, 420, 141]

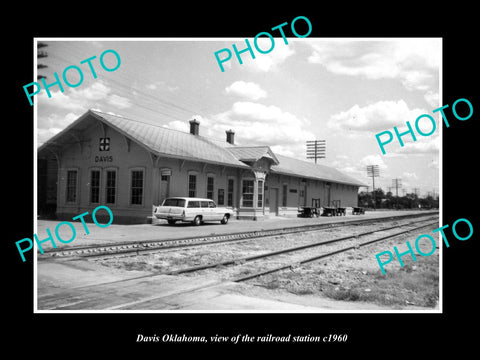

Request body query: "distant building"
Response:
[38, 110, 365, 223]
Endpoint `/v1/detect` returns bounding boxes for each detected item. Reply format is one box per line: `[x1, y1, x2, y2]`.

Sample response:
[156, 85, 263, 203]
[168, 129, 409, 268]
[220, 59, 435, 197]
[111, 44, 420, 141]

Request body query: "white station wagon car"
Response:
[154, 197, 235, 225]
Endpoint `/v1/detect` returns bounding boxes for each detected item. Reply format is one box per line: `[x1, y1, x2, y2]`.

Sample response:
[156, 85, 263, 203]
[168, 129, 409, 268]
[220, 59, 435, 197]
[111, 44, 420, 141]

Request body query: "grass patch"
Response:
[323, 256, 439, 307]
[324, 288, 362, 301]
[263, 279, 281, 290]
[291, 288, 315, 295]
[273, 252, 440, 308]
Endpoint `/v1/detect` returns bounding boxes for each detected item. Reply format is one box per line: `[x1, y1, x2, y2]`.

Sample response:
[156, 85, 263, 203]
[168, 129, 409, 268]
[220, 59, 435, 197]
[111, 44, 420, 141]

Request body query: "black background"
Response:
[6, 4, 478, 355]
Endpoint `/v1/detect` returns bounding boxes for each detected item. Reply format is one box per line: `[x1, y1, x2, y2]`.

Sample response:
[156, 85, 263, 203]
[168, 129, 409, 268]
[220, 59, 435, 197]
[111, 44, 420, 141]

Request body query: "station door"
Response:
[269, 188, 279, 216]
[160, 174, 170, 203]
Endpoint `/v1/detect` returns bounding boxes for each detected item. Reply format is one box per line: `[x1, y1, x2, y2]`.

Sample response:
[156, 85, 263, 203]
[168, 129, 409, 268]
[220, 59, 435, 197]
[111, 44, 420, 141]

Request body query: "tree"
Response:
[358, 188, 385, 209]
[358, 188, 438, 210]
[419, 195, 438, 209]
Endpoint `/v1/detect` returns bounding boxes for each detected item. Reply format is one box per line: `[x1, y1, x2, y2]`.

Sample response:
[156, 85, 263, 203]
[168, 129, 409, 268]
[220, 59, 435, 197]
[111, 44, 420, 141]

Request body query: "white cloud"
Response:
[107, 94, 132, 109]
[214, 102, 315, 147]
[163, 120, 189, 133]
[36, 79, 132, 144]
[339, 165, 358, 174]
[38, 90, 86, 111]
[360, 154, 388, 170]
[402, 172, 418, 180]
[37, 112, 80, 145]
[307, 39, 441, 93]
[166, 101, 315, 158]
[400, 135, 440, 154]
[270, 144, 305, 158]
[424, 91, 439, 107]
[225, 81, 267, 101]
[240, 38, 295, 72]
[328, 99, 427, 133]
[78, 81, 111, 100]
[38, 127, 63, 146]
[146, 81, 180, 93]
[40, 112, 78, 129]
[37, 80, 132, 111]
[401, 70, 432, 91]
[379, 133, 440, 156]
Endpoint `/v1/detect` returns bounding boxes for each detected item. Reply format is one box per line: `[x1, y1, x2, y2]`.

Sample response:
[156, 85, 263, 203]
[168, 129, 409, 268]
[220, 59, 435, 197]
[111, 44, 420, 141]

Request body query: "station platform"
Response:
[34, 209, 438, 252]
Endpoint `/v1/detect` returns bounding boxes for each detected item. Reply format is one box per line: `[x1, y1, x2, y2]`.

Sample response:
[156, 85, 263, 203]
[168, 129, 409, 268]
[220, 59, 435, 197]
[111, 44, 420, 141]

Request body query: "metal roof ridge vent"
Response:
[189, 119, 200, 135]
[226, 129, 235, 144]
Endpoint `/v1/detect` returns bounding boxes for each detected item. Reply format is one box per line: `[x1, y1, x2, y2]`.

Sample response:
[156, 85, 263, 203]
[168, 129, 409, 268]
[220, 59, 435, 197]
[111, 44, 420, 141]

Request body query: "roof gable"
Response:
[228, 146, 280, 165]
[90, 110, 251, 168]
[38, 109, 365, 186]
[39, 109, 249, 168]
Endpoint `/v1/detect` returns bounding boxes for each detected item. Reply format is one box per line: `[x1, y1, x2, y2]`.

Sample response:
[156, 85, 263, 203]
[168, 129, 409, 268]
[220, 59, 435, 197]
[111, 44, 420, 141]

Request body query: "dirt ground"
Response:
[248, 234, 439, 309]
[90, 218, 440, 310]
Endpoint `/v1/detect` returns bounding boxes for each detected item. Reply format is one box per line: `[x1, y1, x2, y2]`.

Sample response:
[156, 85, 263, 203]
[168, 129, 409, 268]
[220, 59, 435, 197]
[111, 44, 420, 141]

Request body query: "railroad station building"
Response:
[38, 109, 365, 224]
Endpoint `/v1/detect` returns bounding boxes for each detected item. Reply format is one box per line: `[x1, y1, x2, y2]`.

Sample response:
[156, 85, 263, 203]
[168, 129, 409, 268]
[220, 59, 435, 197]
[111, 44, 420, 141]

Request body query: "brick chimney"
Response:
[189, 119, 200, 135]
[226, 129, 235, 144]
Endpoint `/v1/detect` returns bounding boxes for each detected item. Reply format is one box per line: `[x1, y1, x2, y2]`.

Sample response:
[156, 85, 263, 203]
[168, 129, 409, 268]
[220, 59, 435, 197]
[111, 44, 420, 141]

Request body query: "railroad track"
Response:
[38, 216, 439, 310]
[40, 212, 438, 260]
[233, 219, 439, 283]
[161, 217, 439, 279]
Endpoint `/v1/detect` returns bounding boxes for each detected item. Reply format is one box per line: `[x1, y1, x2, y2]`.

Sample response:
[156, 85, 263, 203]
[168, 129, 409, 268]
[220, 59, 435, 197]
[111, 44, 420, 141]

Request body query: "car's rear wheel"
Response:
[167, 219, 176, 225]
[193, 216, 202, 226]
[221, 214, 229, 224]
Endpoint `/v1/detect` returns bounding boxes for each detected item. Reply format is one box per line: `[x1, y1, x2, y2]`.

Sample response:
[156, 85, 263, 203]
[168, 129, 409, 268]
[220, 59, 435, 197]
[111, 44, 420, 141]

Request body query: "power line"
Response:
[366, 165, 379, 210]
[392, 178, 402, 197]
[50, 51, 200, 117]
[392, 178, 402, 209]
[41, 44, 206, 122]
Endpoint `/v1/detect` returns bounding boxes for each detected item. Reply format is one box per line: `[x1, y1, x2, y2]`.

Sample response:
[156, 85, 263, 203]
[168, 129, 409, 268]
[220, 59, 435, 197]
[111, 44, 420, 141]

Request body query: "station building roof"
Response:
[39, 110, 250, 169]
[38, 109, 366, 187]
[227, 146, 280, 165]
[271, 154, 365, 186]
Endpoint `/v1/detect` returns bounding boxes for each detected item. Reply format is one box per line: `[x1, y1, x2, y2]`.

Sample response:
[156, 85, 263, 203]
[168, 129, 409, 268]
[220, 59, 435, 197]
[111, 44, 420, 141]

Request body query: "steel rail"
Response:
[39, 219, 439, 310]
[162, 218, 438, 276]
[41, 211, 438, 260]
[233, 221, 439, 282]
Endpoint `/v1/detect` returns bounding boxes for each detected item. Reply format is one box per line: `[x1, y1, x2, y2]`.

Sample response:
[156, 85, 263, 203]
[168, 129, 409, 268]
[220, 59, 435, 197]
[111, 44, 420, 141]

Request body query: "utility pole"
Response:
[392, 178, 402, 209]
[412, 187, 420, 209]
[306, 140, 326, 164]
[366, 165, 379, 210]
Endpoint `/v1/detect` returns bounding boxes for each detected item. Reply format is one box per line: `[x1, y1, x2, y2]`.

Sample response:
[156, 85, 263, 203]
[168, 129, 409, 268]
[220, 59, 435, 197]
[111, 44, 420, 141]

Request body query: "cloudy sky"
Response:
[35, 38, 441, 197]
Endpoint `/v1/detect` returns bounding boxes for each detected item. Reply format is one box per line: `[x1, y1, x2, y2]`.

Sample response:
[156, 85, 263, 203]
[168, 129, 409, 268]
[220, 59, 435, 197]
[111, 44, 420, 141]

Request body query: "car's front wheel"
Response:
[221, 214, 229, 224]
